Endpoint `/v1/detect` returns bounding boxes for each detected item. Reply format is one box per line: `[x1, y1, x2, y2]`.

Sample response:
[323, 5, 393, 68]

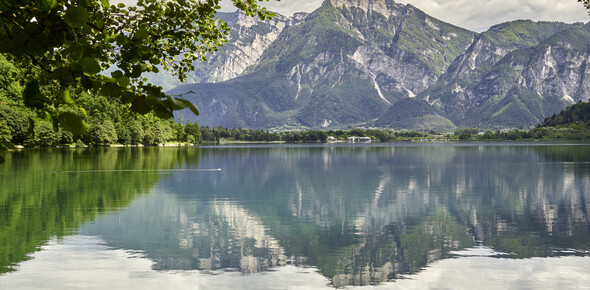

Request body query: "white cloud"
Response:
[219, 0, 589, 32]
[398, 0, 590, 31]
[117, 0, 589, 32]
[3, 237, 590, 289]
[218, 0, 323, 15]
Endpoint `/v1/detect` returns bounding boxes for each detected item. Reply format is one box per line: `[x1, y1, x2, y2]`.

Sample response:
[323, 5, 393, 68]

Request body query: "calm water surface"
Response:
[1, 143, 590, 289]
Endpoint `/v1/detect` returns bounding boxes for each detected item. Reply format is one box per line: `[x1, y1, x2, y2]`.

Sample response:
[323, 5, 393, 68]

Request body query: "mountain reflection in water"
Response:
[81, 144, 590, 288]
[1, 144, 589, 288]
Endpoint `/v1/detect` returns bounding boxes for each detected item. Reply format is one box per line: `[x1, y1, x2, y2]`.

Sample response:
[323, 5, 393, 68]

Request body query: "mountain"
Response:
[166, 0, 590, 130]
[374, 98, 456, 131]
[419, 21, 590, 129]
[170, 0, 475, 129]
[145, 10, 306, 90]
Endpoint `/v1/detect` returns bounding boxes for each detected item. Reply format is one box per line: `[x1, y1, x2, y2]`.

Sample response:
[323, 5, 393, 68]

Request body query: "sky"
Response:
[218, 0, 590, 32]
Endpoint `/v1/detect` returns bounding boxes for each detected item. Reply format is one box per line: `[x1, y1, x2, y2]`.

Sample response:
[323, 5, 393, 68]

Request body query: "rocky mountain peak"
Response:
[292, 12, 309, 23]
[219, 9, 291, 32]
[325, 0, 401, 16]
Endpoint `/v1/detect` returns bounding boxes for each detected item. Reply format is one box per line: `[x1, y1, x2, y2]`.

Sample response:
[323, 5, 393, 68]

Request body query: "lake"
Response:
[1, 143, 589, 289]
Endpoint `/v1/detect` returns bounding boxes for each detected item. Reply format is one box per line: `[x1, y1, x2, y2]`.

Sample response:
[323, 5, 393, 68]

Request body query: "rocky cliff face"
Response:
[338, 0, 475, 98]
[419, 21, 590, 128]
[328, 0, 401, 16]
[192, 11, 305, 84]
[145, 10, 303, 90]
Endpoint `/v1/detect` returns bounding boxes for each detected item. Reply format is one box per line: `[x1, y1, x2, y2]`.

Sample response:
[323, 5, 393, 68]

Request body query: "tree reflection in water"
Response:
[1, 145, 589, 288]
[0, 147, 201, 273]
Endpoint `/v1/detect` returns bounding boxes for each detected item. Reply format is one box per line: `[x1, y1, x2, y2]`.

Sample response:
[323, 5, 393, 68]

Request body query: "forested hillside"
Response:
[0, 54, 199, 147]
[539, 101, 590, 127]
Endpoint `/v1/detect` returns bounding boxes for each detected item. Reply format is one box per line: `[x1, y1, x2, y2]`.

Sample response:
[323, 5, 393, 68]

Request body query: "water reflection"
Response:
[75, 144, 590, 287]
[3, 235, 589, 290]
[0, 147, 201, 273]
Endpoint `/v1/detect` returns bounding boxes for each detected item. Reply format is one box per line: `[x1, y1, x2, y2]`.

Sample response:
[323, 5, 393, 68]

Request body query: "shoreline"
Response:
[5, 138, 589, 151]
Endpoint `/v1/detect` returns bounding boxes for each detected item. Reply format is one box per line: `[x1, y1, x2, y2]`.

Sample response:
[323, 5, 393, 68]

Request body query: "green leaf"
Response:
[111, 70, 123, 79]
[115, 34, 128, 45]
[135, 28, 149, 40]
[130, 65, 141, 78]
[38, 0, 58, 12]
[117, 76, 130, 87]
[70, 45, 84, 61]
[58, 112, 87, 135]
[52, 67, 75, 84]
[23, 80, 46, 109]
[64, 6, 88, 28]
[100, 83, 120, 97]
[79, 57, 101, 75]
[41, 111, 51, 121]
[58, 89, 75, 105]
[131, 96, 151, 114]
[164, 96, 184, 110]
[152, 101, 173, 119]
[164, 96, 199, 116]
[122, 92, 135, 104]
[80, 76, 93, 89]
[139, 63, 153, 72]
[100, 0, 109, 8]
[176, 98, 199, 116]
[11, 26, 31, 57]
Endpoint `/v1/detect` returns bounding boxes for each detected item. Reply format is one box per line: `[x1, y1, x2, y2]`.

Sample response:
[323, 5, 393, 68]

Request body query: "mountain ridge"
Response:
[167, 0, 590, 130]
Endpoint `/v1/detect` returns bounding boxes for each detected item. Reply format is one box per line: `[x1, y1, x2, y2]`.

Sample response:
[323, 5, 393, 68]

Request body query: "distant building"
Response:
[348, 136, 371, 143]
[327, 136, 338, 142]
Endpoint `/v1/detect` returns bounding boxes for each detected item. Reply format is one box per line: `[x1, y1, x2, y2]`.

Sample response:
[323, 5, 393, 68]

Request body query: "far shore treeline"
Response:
[2, 97, 589, 147]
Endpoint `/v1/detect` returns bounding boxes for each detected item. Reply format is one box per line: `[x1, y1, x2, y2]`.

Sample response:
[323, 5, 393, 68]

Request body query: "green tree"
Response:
[186, 134, 195, 144]
[200, 126, 214, 142]
[235, 131, 244, 141]
[0, 0, 276, 156]
[33, 121, 58, 146]
[0, 120, 10, 143]
[115, 123, 132, 145]
[539, 101, 590, 127]
[0, 55, 23, 105]
[481, 130, 495, 140]
[87, 120, 117, 145]
[152, 122, 167, 144]
[185, 122, 202, 142]
[169, 121, 186, 142]
[454, 128, 479, 136]
[143, 129, 155, 145]
[58, 129, 74, 145]
[129, 120, 144, 145]
[0, 106, 30, 144]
